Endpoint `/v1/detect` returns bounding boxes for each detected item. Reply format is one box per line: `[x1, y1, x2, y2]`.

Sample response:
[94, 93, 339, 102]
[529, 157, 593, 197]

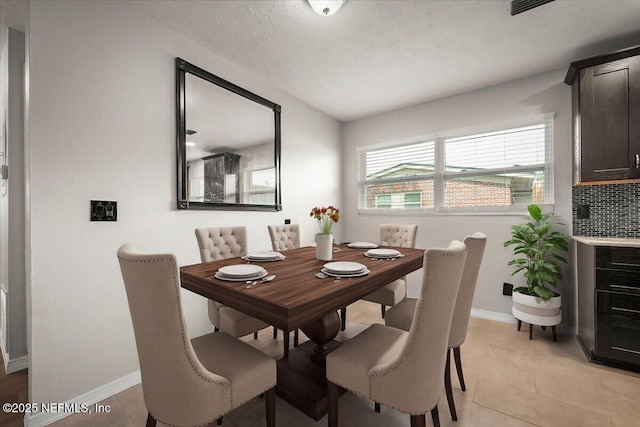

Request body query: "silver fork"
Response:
[243, 275, 276, 289]
[315, 272, 341, 282]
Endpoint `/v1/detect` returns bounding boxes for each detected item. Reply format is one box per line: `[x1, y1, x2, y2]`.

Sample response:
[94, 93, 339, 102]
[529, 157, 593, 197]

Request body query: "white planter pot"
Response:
[315, 234, 333, 261]
[512, 291, 561, 326]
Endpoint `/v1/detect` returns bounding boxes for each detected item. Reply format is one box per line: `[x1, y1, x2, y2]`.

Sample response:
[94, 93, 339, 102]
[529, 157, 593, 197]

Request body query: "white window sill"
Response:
[358, 204, 555, 217]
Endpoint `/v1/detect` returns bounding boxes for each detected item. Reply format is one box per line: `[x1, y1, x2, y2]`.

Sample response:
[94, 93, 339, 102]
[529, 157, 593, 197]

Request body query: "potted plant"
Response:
[310, 205, 340, 261]
[504, 204, 568, 340]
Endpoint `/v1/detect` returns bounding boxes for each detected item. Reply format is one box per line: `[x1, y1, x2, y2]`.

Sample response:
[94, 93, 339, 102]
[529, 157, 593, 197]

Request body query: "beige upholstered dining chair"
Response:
[268, 224, 300, 251]
[117, 244, 276, 427]
[341, 224, 418, 331]
[195, 227, 271, 341]
[327, 241, 467, 427]
[267, 224, 301, 351]
[385, 232, 487, 421]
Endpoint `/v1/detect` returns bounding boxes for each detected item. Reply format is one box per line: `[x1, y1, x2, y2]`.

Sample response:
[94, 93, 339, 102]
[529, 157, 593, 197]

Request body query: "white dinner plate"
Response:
[365, 248, 401, 258]
[321, 267, 370, 278]
[218, 264, 266, 278]
[246, 251, 283, 260]
[347, 242, 379, 249]
[243, 252, 285, 262]
[215, 270, 268, 282]
[243, 255, 285, 262]
[323, 261, 367, 274]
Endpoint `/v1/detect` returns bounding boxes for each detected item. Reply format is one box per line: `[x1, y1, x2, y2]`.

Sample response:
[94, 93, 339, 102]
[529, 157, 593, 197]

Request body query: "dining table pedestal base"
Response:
[300, 311, 341, 362]
[276, 339, 345, 420]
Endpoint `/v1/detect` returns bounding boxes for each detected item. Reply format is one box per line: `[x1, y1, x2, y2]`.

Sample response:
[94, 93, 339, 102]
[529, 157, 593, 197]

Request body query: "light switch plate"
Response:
[91, 200, 117, 221]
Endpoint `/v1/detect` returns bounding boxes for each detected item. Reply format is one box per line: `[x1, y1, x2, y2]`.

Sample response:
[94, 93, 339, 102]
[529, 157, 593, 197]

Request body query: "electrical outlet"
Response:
[503, 282, 513, 296]
[577, 204, 590, 219]
[284, 219, 291, 224]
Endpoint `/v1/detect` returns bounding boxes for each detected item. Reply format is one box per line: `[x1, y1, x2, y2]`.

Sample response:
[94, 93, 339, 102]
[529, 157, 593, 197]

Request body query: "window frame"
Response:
[375, 194, 392, 209]
[374, 192, 423, 209]
[246, 167, 277, 204]
[357, 113, 555, 216]
[404, 192, 422, 208]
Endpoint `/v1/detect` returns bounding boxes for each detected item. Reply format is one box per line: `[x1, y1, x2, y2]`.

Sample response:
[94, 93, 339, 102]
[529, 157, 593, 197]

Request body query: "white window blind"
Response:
[359, 141, 436, 210]
[357, 115, 554, 214]
[250, 168, 276, 191]
[247, 168, 275, 204]
[443, 121, 552, 210]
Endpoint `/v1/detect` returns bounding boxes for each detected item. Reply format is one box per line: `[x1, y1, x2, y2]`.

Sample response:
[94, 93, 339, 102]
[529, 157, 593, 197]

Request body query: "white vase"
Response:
[512, 291, 561, 326]
[315, 234, 333, 261]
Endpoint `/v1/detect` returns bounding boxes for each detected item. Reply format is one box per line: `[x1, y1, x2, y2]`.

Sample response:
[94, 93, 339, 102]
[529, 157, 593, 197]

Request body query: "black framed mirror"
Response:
[176, 57, 282, 211]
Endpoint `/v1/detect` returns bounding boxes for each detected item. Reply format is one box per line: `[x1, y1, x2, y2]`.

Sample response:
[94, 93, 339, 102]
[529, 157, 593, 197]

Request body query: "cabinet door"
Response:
[596, 246, 640, 294]
[596, 291, 640, 366]
[580, 56, 640, 181]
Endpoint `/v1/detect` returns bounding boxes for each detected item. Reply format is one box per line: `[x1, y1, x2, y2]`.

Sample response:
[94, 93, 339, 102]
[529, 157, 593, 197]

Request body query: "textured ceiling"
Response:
[4, 1, 640, 121]
[126, 0, 640, 122]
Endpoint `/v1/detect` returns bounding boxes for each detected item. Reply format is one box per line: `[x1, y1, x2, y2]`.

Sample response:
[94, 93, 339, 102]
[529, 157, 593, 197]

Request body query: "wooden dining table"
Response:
[180, 244, 425, 420]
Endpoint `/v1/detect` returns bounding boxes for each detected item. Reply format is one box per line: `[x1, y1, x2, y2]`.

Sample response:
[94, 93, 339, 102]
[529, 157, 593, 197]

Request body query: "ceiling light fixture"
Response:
[308, 0, 345, 17]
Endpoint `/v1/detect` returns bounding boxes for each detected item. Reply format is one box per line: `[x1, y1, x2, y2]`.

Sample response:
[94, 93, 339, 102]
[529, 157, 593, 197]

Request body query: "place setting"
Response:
[316, 261, 370, 281]
[214, 264, 268, 282]
[213, 264, 277, 290]
[346, 241, 379, 249]
[242, 251, 286, 262]
[364, 248, 403, 260]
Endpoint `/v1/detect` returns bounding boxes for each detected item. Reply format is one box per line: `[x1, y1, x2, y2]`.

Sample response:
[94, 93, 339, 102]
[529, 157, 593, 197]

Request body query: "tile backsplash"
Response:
[572, 182, 640, 237]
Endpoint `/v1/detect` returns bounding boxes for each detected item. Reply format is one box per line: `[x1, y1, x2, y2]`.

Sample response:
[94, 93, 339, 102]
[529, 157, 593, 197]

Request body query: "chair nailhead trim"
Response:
[367, 248, 458, 415]
[120, 255, 239, 427]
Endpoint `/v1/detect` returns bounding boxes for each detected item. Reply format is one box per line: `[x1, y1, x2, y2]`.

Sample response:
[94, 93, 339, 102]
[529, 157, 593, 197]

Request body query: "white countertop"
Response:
[573, 236, 640, 247]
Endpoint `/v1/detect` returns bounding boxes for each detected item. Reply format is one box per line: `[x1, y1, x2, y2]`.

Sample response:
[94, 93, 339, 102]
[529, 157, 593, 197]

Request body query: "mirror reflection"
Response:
[176, 58, 281, 211]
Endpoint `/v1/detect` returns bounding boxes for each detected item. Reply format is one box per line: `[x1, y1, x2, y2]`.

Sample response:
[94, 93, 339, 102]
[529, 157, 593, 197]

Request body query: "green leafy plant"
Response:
[503, 204, 568, 301]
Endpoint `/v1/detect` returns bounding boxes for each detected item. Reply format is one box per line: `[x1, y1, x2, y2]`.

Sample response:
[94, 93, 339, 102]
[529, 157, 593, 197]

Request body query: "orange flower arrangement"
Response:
[310, 205, 340, 235]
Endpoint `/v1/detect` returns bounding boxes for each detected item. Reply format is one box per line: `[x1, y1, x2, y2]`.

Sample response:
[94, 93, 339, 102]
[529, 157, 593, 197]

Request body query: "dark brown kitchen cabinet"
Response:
[566, 46, 640, 183]
[577, 243, 640, 372]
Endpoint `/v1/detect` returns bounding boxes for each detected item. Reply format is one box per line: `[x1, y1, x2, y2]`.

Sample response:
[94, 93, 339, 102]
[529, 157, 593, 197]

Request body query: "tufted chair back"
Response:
[449, 232, 487, 348]
[369, 241, 467, 414]
[267, 224, 300, 251]
[380, 224, 418, 249]
[117, 244, 231, 425]
[195, 227, 247, 262]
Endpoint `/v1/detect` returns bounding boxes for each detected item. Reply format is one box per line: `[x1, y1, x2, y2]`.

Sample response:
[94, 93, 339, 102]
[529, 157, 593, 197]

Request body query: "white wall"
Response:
[29, 0, 341, 405]
[341, 69, 573, 325]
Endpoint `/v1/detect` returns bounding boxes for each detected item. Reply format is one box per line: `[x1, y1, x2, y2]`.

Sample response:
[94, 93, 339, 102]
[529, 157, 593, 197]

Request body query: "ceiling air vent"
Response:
[510, 0, 554, 16]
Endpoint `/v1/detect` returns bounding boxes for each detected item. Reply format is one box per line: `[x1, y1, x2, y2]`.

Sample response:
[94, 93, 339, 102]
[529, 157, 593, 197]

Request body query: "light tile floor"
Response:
[51, 301, 640, 427]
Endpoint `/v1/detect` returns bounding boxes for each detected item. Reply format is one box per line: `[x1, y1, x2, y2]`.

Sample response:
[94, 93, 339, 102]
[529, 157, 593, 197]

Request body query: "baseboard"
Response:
[557, 324, 577, 336]
[5, 354, 28, 373]
[470, 308, 517, 324]
[0, 337, 27, 373]
[25, 370, 141, 427]
[470, 308, 578, 336]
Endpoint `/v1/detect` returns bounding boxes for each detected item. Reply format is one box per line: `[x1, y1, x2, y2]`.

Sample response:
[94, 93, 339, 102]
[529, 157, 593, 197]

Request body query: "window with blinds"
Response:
[248, 168, 276, 204]
[357, 115, 554, 213]
[360, 141, 436, 209]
